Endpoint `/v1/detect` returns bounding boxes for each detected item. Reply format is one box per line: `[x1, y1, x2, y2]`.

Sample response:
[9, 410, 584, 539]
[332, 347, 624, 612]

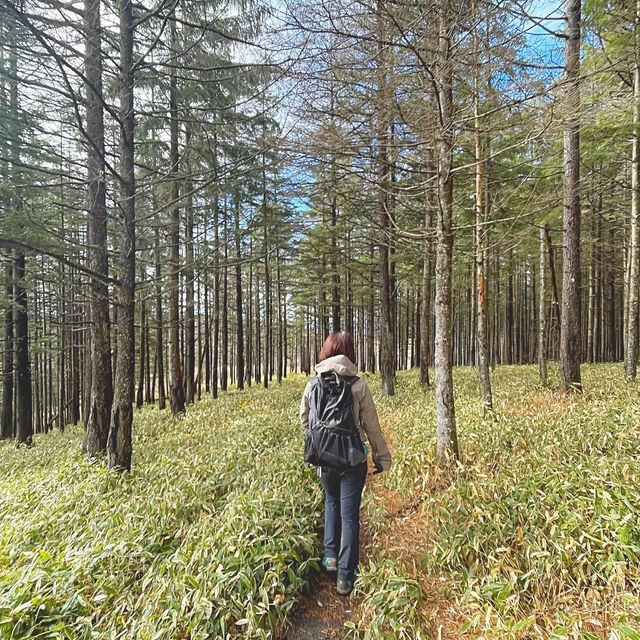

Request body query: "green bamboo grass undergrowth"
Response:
[2, 365, 640, 639]
[379, 364, 640, 639]
[0, 379, 323, 639]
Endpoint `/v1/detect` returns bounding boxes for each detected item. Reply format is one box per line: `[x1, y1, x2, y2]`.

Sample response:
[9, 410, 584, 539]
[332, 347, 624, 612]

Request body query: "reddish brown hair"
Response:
[319, 332, 356, 364]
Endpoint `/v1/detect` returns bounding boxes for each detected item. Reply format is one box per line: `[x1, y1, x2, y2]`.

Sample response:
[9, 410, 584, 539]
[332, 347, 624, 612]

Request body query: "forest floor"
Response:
[2, 364, 640, 639]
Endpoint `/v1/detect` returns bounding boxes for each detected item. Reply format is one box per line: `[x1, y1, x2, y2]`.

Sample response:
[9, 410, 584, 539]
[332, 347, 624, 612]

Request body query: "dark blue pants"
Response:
[320, 462, 367, 580]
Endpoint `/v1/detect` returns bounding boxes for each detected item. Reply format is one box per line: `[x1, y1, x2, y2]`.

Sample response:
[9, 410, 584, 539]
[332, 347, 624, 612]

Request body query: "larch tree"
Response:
[8, 12, 32, 446]
[560, 0, 583, 391]
[82, 0, 113, 456]
[376, 0, 395, 397]
[473, 0, 492, 412]
[626, 0, 640, 380]
[107, 0, 135, 470]
[539, 226, 548, 382]
[1, 259, 12, 439]
[168, 17, 185, 414]
[434, 0, 458, 463]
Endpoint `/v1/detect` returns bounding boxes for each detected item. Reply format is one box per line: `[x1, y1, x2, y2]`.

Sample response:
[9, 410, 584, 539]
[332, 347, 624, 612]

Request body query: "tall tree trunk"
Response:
[2, 260, 13, 439]
[263, 154, 270, 389]
[246, 236, 252, 386]
[168, 19, 185, 413]
[136, 294, 145, 409]
[154, 224, 166, 409]
[71, 271, 81, 424]
[9, 24, 32, 445]
[626, 1, 640, 379]
[33, 291, 42, 434]
[608, 225, 616, 361]
[587, 200, 596, 363]
[145, 308, 151, 402]
[107, 0, 135, 470]
[212, 192, 219, 398]
[235, 192, 244, 390]
[255, 239, 261, 383]
[83, 0, 113, 455]
[434, 0, 459, 464]
[473, 4, 493, 411]
[204, 215, 211, 393]
[376, 0, 394, 396]
[221, 202, 228, 392]
[539, 227, 548, 381]
[14, 253, 32, 445]
[277, 246, 283, 382]
[506, 249, 514, 364]
[58, 229, 66, 431]
[185, 136, 195, 402]
[545, 227, 560, 351]
[420, 158, 434, 386]
[331, 194, 340, 332]
[560, 0, 582, 390]
[196, 268, 202, 398]
[1, 20, 15, 438]
[367, 242, 376, 373]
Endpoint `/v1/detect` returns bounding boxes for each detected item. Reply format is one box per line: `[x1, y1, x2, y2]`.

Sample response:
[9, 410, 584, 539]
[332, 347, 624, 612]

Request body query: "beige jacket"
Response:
[299, 355, 392, 471]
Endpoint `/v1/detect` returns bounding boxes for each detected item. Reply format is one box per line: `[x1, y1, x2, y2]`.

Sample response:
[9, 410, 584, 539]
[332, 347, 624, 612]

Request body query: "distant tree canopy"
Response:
[0, 0, 639, 465]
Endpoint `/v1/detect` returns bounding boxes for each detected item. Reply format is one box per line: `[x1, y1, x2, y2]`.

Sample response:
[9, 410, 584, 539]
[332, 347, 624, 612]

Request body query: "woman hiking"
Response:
[300, 331, 392, 596]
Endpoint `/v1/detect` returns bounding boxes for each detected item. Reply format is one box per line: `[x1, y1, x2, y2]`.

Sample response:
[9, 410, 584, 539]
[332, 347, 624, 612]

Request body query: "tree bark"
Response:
[82, 0, 113, 455]
[154, 224, 166, 409]
[212, 190, 219, 398]
[15, 253, 32, 445]
[107, 0, 135, 470]
[367, 241, 376, 373]
[545, 226, 560, 352]
[184, 133, 195, 402]
[1, 260, 13, 439]
[246, 236, 252, 386]
[168, 19, 185, 413]
[420, 158, 434, 386]
[9, 26, 32, 445]
[262, 152, 270, 389]
[221, 202, 229, 392]
[539, 227, 547, 381]
[473, 3, 493, 411]
[235, 192, 244, 390]
[560, 0, 582, 391]
[434, 0, 459, 464]
[376, 0, 394, 396]
[506, 249, 514, 364]
[626, 0, 640, 379]
[277, 246, 283, 382]
[136, 294, 145, 409]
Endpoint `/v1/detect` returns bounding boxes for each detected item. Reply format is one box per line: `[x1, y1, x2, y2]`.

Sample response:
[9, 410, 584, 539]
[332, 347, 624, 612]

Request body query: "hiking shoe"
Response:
[322, 556, 338, 574]
[336, 577, 354, 596]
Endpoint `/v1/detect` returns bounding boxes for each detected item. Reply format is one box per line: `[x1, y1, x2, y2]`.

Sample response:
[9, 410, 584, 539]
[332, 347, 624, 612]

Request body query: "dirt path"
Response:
[282, 569, 360, 640]
[282, 474, 410, 640]
[281, 475, 381, 640]
[282, 467, 463, 640]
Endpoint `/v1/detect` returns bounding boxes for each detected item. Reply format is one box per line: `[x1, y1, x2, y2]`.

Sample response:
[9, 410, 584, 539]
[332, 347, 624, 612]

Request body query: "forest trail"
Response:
[281, 471, 378, 640]
[282, 569, 358, 640]
[283, 445, 460, 639]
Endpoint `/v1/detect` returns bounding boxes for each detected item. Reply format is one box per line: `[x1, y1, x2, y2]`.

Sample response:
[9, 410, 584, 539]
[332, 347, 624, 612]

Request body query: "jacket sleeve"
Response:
[300, 381, 312, 429]
[358, 383, 392, 471]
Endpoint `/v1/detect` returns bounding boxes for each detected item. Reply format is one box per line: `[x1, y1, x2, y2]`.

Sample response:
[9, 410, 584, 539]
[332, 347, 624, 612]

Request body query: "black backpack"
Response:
[303, 371, 366, 470]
